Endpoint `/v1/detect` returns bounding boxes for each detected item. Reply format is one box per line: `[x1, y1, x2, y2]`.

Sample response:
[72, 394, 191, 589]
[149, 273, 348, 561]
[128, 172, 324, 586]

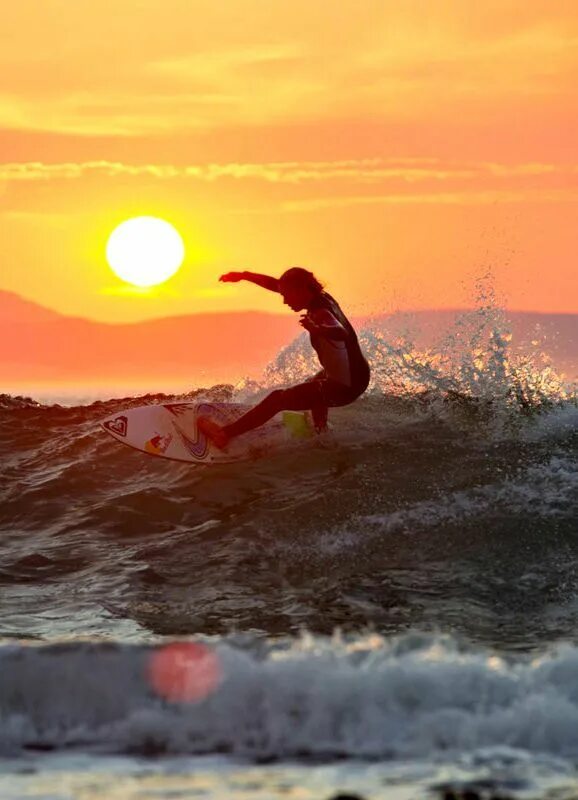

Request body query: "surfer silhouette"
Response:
[197, 267, 371, 449]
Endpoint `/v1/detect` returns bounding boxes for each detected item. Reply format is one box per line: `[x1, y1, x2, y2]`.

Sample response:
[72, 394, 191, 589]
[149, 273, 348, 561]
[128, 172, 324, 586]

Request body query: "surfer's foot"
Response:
[312, 406, 329, 434]
[197, 416, 230, 450]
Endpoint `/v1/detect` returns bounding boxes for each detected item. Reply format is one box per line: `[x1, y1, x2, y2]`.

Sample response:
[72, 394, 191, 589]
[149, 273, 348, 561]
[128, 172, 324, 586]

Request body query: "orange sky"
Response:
[1, 0, 577, 322]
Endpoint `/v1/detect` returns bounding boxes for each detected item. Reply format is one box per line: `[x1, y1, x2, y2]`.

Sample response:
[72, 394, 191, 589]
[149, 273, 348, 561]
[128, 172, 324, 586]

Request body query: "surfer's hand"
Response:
[299, 314, 318, 333]
[219, 271, 245, 282]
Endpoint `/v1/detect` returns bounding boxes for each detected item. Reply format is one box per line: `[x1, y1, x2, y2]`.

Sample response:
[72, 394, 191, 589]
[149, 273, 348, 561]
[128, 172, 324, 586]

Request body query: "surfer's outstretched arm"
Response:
[220, 271, 280, 293]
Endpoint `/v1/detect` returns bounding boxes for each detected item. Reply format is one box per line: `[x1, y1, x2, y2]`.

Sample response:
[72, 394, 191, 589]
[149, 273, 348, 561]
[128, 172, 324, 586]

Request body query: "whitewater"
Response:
[1, 295, 577, 799]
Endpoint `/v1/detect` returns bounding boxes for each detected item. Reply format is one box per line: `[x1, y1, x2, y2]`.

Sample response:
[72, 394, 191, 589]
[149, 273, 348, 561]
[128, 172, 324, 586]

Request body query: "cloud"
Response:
[0, 158, 573, 184]
[2, 4, 578, 137]
[281, 188, 578, 212]
[148, 44, 303, 79]
[2, 158, 577, 216]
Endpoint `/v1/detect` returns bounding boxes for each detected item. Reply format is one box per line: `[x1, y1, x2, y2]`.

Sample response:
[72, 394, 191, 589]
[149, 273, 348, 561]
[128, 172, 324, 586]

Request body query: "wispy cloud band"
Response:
[282, 188, 578, 212]
[2, 158, 577, 213]
[0, 158, 574, 184]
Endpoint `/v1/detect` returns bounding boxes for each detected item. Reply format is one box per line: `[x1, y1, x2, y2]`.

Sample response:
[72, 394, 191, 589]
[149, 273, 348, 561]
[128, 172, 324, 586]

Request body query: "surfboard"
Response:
[101, 401, 314, 464]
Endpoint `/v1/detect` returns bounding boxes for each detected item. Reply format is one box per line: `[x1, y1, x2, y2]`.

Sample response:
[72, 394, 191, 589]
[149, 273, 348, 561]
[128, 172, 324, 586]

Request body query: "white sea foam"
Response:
[4, 634, 578, 763]
[250, 274, 576, 441]
[360, 455, 578, 535]
[521, 403, 578, 442]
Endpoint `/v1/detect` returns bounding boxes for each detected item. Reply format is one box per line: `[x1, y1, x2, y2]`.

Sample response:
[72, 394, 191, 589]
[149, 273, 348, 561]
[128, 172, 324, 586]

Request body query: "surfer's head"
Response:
[279, 267, 323, 311]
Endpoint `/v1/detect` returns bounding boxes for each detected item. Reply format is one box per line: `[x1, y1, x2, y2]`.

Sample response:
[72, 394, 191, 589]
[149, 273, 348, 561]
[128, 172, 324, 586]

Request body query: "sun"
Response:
[106, 216, 185, 287]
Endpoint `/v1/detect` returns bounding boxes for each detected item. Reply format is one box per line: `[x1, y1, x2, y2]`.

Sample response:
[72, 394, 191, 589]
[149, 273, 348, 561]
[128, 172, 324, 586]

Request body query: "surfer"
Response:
[197, 267, 370, 449]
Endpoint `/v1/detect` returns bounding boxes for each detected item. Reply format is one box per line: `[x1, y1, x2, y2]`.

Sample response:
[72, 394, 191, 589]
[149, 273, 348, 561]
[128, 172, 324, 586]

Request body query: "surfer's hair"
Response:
[279, 267, 324, 294]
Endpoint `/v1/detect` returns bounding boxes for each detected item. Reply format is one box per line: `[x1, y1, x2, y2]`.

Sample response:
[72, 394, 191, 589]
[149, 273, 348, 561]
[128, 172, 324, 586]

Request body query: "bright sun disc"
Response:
[106, 216, 185, 287]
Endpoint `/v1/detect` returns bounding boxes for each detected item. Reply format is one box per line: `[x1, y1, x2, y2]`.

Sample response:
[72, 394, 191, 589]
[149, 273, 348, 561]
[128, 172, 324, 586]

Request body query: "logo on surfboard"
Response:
[165, 402, 214, 459]
[173, 425, 209, 459]
[103, 415, 128, 437]
[145, 432, 173, 455]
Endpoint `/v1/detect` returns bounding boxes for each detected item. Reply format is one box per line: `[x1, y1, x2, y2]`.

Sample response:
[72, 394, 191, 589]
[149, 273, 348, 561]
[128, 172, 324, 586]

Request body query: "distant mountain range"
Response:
[0, 291, 298, 386]
[1, 290, 576, 388]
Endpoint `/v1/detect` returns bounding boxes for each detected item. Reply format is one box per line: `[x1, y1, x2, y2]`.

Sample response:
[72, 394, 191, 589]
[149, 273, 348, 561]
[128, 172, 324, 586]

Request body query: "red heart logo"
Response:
[104, 415, 128, 437]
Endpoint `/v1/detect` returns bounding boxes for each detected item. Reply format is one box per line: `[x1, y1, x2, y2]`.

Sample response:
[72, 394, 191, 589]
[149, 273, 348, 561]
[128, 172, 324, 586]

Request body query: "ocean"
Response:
[1, 302, 577, 800]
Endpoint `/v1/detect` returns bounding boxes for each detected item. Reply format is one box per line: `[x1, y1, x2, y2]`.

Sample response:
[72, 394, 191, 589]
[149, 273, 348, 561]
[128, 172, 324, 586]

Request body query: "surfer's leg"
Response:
[222, 381, 324, 440]
[311, 403, 328, 433]
[198, 389, 295, 448]
[199, 379, 338, 448]
[223, 384, 319, 438]
[308, 374, 329, 433]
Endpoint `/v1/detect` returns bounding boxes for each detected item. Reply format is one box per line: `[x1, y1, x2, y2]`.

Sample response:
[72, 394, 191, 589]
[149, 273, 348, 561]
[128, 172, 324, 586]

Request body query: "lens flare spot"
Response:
[148, 642, 221, 703]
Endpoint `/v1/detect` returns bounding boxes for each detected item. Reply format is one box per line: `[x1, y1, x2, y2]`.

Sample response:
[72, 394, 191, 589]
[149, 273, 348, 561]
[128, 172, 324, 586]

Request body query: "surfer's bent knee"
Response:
[321, 379, 366, 408]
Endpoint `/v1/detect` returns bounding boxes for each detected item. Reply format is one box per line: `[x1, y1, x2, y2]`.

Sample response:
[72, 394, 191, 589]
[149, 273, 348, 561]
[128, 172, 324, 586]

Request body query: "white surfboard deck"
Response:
[101, 401, 314, 464]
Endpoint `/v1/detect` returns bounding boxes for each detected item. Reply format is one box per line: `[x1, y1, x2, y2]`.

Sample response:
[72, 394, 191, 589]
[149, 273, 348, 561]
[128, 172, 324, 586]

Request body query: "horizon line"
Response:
[1, 288, 577, 324]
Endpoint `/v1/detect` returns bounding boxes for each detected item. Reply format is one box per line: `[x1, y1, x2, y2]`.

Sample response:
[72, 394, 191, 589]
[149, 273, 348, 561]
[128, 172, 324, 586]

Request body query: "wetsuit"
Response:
[223, 292, 370, 439]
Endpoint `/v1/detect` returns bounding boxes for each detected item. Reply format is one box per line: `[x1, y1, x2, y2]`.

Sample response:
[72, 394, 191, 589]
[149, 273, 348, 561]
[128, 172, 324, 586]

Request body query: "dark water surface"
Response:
[1, 309, 578, 798]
